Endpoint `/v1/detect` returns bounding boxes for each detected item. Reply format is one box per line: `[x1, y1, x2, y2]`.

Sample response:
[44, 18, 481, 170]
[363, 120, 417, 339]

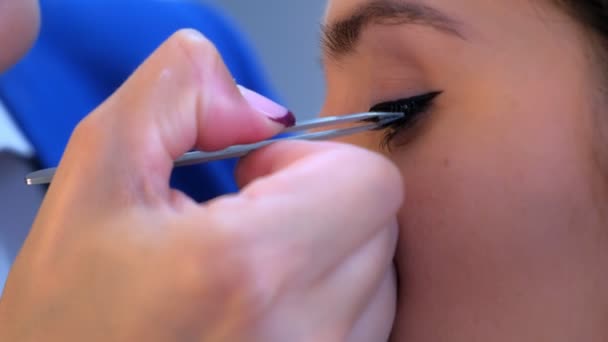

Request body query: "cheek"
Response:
[390, 79, 603, 307]
[395, 109, 592, 230]
[394, 54, 597, 230]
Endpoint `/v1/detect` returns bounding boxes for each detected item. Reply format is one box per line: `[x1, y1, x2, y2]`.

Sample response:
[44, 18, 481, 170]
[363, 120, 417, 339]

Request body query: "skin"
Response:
[0, 1, 400, 341]
[322, 0, 608, 340]
[0, 0, 40, 71]
[4, 0, 605, 340]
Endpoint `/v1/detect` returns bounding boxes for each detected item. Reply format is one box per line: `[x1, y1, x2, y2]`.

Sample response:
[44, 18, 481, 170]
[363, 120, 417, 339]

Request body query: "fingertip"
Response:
[340, 146, 405, 213]
[236, 85, 296, 128]
[267, 110, 296, 128]
[235, 85, 296, 138]
[194, 86, 295, 151]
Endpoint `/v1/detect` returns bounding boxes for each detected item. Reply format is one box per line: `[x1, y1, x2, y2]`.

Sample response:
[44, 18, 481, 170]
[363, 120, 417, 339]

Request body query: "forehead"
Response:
[322, 0, 485, 48]
[324, 0, 366, 20]
[321, 0, 571, 61]
[324, 0, 541, 25]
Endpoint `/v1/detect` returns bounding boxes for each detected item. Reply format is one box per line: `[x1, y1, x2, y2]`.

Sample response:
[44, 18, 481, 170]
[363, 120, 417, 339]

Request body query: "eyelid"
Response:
[371, 91, 442, 149]
[369, 91, 442, 113]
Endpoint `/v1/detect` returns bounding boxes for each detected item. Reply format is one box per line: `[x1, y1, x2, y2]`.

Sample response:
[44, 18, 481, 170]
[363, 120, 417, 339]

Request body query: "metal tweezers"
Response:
[25, 112, 403, 186]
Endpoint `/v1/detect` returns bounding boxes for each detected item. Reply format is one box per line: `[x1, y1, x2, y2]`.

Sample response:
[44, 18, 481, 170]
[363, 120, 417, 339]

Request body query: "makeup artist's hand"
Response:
[0, 30, 402, 341]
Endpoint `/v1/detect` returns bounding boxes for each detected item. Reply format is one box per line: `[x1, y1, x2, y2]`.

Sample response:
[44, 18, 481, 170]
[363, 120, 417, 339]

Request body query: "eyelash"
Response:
[369, 91, 441, 149]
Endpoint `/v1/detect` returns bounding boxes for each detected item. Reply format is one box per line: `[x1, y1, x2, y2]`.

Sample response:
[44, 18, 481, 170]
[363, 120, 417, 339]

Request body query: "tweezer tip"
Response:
[369, 111, 405, 128]
[25, 168, 54, 186]
[25, 175, 40, 185]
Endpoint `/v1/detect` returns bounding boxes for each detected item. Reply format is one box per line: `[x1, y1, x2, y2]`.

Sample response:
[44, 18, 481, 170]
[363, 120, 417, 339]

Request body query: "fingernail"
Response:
[237, 85, 296, 127]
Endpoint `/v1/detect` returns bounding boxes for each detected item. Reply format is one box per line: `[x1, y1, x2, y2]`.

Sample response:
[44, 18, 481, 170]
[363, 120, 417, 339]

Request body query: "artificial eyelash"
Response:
[370, 91, 441, 149]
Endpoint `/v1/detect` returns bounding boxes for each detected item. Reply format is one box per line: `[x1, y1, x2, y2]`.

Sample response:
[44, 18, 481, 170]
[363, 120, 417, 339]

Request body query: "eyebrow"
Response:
[321, 0, 465, 60]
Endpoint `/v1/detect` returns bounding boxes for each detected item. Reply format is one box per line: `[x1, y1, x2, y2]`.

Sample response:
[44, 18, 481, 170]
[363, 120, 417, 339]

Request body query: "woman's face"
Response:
[0, 0, 40, 72]
[322, 0, 608, 339]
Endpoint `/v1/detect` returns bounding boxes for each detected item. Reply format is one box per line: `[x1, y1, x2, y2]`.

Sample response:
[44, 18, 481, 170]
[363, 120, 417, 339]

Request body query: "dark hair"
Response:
[554, 0, 608, 94]
[558, 1, 608, 39]
[559, 1, 608, 198]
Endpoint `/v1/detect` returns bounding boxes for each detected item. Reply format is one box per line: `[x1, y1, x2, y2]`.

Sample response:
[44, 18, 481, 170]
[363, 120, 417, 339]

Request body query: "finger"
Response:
[234, 141, 340, 189]
[51, 29, 294, 205]
[215, 141, 404, 282]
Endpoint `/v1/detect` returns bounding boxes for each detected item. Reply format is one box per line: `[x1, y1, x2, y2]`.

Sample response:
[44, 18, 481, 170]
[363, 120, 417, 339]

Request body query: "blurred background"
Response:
[202, 0, 327, 119]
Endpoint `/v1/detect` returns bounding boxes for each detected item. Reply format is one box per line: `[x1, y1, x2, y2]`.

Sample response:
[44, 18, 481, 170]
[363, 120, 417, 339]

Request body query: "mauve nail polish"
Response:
[269, 111, 296, 127]
[237, 85, 296, 127]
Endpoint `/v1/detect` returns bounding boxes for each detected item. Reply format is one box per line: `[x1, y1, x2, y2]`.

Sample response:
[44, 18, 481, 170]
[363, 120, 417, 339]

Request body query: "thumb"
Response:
[50, 29, 294, 207]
